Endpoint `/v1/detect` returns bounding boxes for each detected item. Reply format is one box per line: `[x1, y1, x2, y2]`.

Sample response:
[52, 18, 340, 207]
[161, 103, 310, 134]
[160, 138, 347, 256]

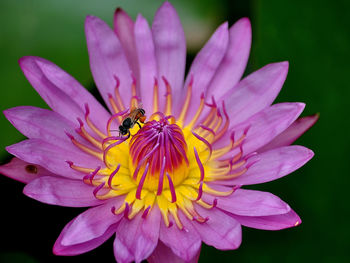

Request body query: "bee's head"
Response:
[119, 125, 128, 135]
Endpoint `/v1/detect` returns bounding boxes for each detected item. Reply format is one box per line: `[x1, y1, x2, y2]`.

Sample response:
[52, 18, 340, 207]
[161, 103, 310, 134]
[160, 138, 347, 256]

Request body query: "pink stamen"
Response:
[133, 143, 160, 180]
[142, 206, 151, 219]
[166, 172, 176, 203]
[93, 182, 105, 199]
[192, 132, 212, 161]
[108, 164, 121, 189]
[136, 162, 150, 199]
[194, 147, 205, 183]
[106, 108, 129, 134]
[103, 139, 127, 168]
[199, 125, 216, 136]
[157, 156, 166, 195]
[246, 158, 260, 169]
[195, 181, 203, 201]
[124, 203, 130, 218]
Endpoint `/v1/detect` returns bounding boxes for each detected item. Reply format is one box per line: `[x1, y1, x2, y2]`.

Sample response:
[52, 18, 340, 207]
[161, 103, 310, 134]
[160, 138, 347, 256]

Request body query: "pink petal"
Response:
[58, 200, 122, 246]
[232, 209, 302, 230]
[113, 208, 161, 263]
[258, 114, 319, 152]
[5, 106, 79, 150]
[23, 176, 103, 207]
[134, 15, 158, 114]
[206, 17, 252, 100]
[114, 8, 139, 78]
[192, 205, 242, 250]
[53, 222, 116, 256]
[0, 157, 54, 184]
[148, 241, 200, 263]
[215, 102, 305, 153]
[215, 145, 314, 186]
[159, 211, 201, 262]
[152, 1, 186, 112]
[85, 15, 133, 112]
[220, 61, 289, 127]
[53, 201, 121, 255]
[181, 22, 229, 122]
[214, 189, 291, 216]
[6, 139, 102, 179]
[28, 56, 110, 131]
[19, 57, 87, 124]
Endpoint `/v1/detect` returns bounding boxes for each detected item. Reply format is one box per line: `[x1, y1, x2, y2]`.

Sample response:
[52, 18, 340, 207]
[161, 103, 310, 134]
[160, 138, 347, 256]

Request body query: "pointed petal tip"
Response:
[235, 17, 251, 28]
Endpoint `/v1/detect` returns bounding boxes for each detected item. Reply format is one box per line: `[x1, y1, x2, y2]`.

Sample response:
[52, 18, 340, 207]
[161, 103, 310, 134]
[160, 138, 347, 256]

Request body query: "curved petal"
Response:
[206, 17, 251, 100]
[5, 106, 79, 149]
[258, 114, 319, 152]
[232, 209, 301, 230]
[53, 202, 121, 255]
[0, 157, 54, 184]
[85, 15, 133, 112]
[25, 56, 110, 130]
[152, 1, 186, 112]
[58, 200, 122, 246]
[214, 145, 314, 186]
[215, 103, 305, 153]
[220, 61, 289, 127]
[114, 8, 139, 77]
[6, 139, 102, 179]
[214, 189, 291, 216]
[19, 57, 86, 123]
[148, 241, 200, 263]
[159, 211, 201, 262]
[181, 22, 229, 122]
[113, 208, 161, 263]
[192, 205, 242, 250]
[134, 15, 158, 114]
[23, 176, 103, 207]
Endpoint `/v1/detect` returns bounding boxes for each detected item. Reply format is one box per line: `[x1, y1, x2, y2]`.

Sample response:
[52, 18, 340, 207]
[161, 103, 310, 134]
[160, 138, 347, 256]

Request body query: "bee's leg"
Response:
[126, 130, 131, 139]
[135, 121, 142, 129]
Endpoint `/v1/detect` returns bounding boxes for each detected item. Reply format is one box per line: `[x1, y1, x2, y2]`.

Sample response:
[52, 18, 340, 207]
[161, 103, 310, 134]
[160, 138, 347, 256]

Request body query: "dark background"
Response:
[0, 0, 348, 262]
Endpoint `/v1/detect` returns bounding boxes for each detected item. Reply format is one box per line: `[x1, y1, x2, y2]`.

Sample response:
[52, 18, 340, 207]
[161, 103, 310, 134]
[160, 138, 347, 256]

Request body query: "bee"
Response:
[119, 106, 146, 138]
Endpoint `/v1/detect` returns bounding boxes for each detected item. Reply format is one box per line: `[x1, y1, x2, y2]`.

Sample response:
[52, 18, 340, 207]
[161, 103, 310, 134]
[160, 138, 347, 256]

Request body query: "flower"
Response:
[0, 2, 318, 263]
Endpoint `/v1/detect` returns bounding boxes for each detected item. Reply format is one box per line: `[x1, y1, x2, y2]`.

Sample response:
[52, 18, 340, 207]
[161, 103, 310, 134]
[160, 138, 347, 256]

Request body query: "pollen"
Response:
[67, 76, 256, 229]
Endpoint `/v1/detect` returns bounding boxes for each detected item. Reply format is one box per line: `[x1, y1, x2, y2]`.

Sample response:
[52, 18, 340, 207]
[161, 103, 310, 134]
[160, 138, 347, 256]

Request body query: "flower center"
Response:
[129, 118, 189, 192]
[66, 76, 257, 229]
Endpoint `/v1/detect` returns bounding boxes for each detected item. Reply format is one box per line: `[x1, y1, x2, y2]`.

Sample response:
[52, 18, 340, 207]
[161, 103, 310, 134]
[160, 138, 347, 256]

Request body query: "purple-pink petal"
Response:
[18, 57, 89, 125]
[206, 17, 252, 100]
[57, 200, 122, 246]
[134, 14, 158, 114]
[215, 102, 305, 153]
[0, 157, 54, 184]
[213, 189, 291, 216]
[219, 61, 289, 127]
[159, 212, 201, 262]
[192, 205, 242, 250]
[181, 22, 229, 122]
[148, 241, 200, 263]
[113, 208, 161, 263]
[6, 139, 102, 179]
[53, 215, 118, 256]
[258, 114, 319, 152]
[232, 209, 302, 230]
[23, 176, 103, 207]
[152, 1, 186, 112]
[85, 15, 133, 112]
[215, 145, 314, 186]
[4, 106, 81, 151]
[114, 8, 139, 79]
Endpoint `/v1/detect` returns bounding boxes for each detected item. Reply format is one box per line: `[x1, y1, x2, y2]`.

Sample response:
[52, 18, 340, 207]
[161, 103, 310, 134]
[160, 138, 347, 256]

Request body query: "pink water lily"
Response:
[0, 2, 317, 263]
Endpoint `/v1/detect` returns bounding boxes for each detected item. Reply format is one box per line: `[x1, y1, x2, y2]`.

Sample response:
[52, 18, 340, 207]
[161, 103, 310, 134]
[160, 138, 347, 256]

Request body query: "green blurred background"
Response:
[0, 0, 348, 262]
